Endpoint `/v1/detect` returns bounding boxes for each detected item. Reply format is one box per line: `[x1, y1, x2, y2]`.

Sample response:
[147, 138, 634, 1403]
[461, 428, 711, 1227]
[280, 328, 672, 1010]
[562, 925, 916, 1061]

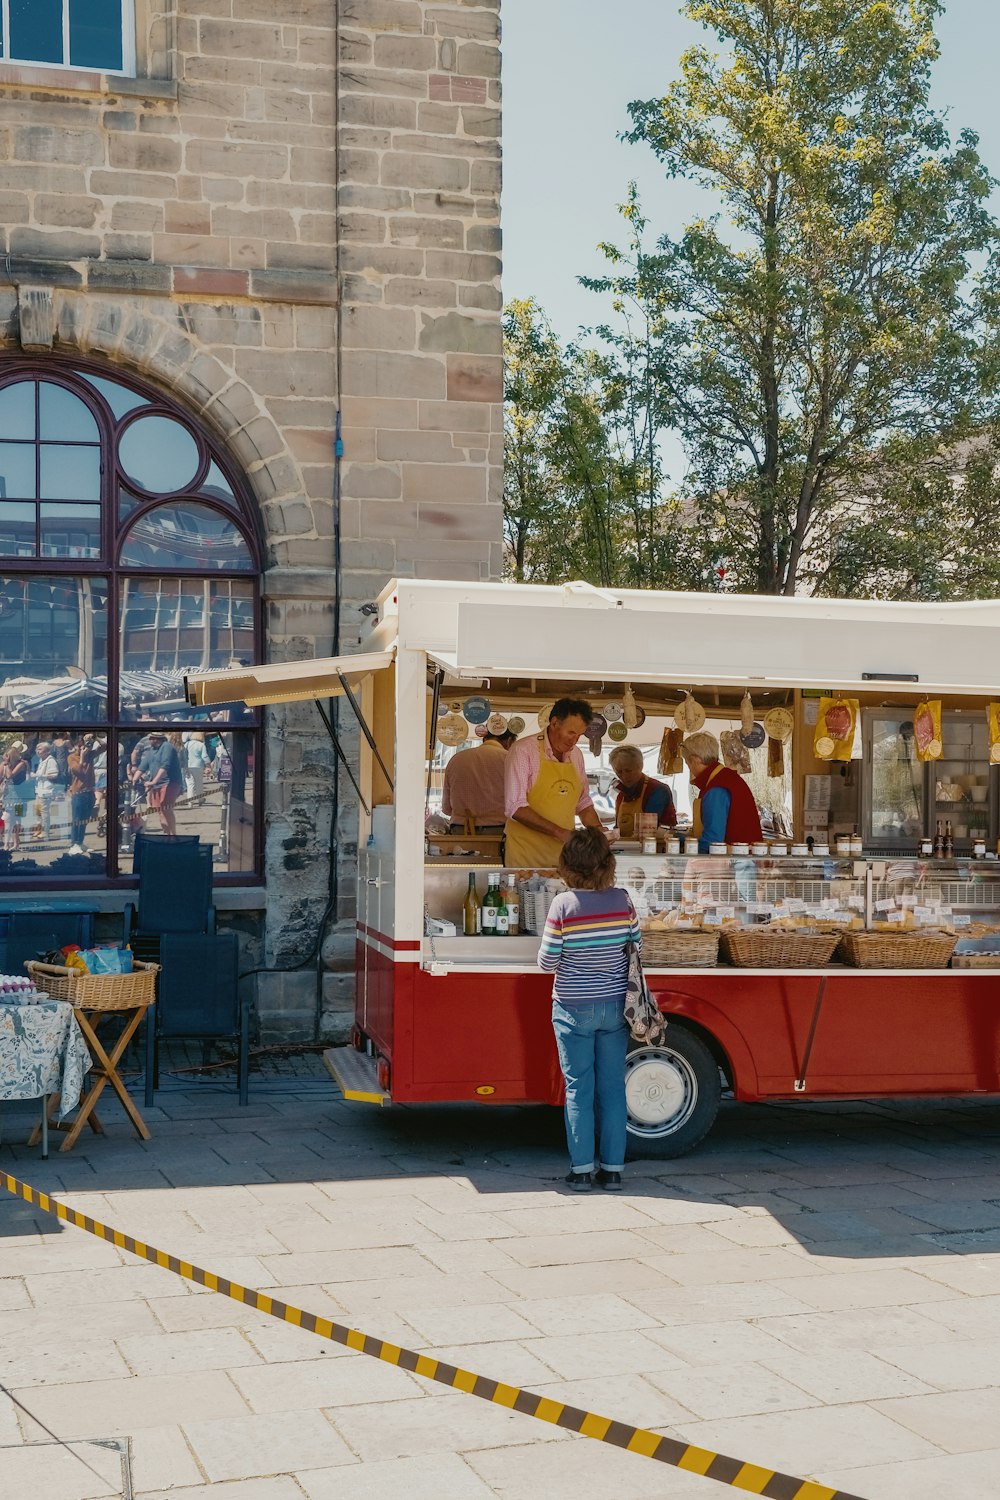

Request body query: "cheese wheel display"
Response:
[913, 700, 942, 762]
[674, 693, 706, 732]
[437, 712, 469, 746]
[813, 697, 858, 761]
[763, 706, 794, 743]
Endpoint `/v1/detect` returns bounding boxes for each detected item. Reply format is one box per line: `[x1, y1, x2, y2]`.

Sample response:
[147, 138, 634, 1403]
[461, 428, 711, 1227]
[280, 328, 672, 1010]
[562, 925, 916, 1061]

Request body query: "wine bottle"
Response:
[504, 874, 520, 937]
[480, 871, 501, 934]
[944, 820, 954, 858]
[463, 873, 480, 936]
[934, 821, 944, 858]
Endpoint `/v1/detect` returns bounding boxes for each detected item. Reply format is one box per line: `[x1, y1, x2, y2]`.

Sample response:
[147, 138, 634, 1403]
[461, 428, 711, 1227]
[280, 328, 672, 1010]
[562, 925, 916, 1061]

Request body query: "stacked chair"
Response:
[128, 834, 250, 1108]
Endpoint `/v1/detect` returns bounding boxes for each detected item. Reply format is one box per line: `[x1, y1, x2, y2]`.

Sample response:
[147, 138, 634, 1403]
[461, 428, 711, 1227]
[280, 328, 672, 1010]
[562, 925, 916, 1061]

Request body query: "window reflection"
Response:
[76, 371, 148, 421]
[119, 414, 201, 494]
[0, 576, 108, 721]
[40, 444, 101, 501]
[0, 382, 35, 440]
[116, 729, 255, 874]
[40, 503, 101, 560]
[118, 576, 255, 723]
[0, 442, 37, 500]
[39, 383, 99, 443]
[0, 728, 107, 876]
[0, 502, 35, 557]
[120, 502, 254, 571]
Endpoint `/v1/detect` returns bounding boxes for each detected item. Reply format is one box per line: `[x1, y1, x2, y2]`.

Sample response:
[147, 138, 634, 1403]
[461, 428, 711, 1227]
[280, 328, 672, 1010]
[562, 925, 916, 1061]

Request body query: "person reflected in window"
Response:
[183, 732, 209, 801]
[32, 740, 60, 842]
[1, 743, 30, 852]
[139, 731, 183, 837]
[67, 735, 97, 856]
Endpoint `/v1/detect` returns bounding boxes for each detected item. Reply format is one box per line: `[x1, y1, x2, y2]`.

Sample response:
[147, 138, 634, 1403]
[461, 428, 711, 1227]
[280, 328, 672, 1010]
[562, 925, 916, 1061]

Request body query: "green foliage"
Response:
[506, 0, 1000, 600]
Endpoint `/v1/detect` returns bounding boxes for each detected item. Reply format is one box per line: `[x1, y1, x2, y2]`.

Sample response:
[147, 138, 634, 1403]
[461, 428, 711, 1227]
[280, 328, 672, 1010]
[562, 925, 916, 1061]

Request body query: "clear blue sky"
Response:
[501, 0, 1000, 341]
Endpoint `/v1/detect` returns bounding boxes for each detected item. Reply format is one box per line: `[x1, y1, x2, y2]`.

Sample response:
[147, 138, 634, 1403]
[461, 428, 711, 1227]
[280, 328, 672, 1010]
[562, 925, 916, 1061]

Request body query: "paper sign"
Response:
[886, 910, 906, 924]
[847, 895, 866, 911]
[703, 912, 723, 927]
[954, 914, 972, 927]
[876, 898, 897, 912]
[746, 903, 774, 916]
[718, 905, 736, 919]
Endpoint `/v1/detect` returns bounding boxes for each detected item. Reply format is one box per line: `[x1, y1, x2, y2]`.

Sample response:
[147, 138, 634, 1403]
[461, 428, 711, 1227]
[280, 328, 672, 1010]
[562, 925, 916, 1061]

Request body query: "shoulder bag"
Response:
[623, 900, 668, 1046]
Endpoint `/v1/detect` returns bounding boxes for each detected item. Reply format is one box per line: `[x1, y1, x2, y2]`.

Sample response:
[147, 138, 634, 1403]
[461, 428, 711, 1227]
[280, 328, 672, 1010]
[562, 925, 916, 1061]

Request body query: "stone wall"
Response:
[0, 0, 503, 1041]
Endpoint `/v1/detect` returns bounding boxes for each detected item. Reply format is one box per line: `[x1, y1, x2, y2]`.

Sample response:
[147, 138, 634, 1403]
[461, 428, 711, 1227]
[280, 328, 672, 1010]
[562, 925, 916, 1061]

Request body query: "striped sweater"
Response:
[537, 888, 642, 1006]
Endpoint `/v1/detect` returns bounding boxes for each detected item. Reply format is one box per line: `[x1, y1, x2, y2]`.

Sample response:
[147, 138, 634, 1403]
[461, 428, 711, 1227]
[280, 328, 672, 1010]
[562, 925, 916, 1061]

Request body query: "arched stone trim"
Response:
[1, 286, 314, 563]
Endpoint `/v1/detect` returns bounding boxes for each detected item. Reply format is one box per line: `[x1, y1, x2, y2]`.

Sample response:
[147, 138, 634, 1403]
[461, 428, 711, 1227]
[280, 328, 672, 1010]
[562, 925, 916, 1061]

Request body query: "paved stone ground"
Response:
[4, 1054, 1000, 1499]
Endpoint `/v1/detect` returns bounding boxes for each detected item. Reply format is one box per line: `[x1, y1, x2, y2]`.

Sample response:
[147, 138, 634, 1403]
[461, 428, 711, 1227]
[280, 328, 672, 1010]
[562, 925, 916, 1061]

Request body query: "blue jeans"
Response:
[551, 998, 629, 1173]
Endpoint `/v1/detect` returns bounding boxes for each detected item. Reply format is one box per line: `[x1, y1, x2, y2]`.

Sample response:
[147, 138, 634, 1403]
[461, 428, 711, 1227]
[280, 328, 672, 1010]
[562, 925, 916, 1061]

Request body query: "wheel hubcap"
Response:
[625, 1048, 697, 1137]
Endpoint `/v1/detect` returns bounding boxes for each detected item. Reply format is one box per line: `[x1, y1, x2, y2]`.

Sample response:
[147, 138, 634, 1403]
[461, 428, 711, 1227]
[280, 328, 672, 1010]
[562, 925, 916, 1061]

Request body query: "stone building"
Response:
[0, 1, 503, 1039]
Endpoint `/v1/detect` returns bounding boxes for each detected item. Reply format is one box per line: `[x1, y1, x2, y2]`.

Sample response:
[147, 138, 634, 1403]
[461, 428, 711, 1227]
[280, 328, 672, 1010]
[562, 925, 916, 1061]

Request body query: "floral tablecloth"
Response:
[0, 1001, 91, 1119]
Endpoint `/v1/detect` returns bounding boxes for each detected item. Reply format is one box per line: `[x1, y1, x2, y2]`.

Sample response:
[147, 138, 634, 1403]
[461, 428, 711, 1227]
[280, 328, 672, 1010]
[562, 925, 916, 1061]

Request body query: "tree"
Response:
[611, 0, 999, 595]
[503, 296, 708, 589]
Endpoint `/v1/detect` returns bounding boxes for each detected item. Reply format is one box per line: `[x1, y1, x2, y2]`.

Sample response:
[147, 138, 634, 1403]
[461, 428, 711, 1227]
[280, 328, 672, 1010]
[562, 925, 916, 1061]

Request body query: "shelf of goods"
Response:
[423, 854, 1000, 971]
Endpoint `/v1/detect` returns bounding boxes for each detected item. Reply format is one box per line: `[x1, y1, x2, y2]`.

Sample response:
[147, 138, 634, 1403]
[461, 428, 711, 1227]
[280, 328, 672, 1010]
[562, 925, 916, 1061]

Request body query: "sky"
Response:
[501, 0, 1000, 341]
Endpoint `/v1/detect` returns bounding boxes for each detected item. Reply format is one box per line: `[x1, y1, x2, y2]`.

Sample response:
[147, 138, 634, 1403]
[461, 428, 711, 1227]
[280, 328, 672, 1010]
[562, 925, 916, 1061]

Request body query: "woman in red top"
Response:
[681, 731, 762, 851]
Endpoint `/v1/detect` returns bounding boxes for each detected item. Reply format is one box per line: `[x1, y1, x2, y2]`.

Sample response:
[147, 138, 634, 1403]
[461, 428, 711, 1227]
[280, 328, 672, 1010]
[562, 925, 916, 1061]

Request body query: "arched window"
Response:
[0, 360, 262, 884]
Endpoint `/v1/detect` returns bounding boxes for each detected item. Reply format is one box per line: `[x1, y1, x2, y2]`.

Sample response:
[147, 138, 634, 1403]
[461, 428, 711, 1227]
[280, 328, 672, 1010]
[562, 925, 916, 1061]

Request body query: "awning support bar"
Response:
[337, 670, 394, 794]
[315, 699, 370, 817]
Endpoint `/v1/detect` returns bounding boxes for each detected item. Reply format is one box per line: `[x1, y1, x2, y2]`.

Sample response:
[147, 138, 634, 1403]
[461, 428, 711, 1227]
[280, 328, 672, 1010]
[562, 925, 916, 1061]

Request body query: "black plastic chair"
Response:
[124, 835, 216, 960]
[144, 932, 248, 1106]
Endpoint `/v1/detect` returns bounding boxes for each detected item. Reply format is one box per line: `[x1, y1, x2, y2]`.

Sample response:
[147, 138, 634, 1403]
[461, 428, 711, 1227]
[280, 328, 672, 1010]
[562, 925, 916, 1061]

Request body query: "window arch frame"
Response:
[0, 354, 265, 888]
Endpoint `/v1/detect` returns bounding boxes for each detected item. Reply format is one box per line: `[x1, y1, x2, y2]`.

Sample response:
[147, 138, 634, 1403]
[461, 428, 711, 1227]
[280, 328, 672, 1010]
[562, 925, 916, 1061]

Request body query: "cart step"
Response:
[324, 1047, 390, 1105]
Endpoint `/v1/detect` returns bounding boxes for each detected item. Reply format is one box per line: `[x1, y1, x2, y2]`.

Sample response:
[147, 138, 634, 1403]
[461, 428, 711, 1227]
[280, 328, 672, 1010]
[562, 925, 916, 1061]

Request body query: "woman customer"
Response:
[609, 744, 676, 837]
[139, 731, 184, 836]
[538, 827, 640, 1192]
[32, 739, 60, 841]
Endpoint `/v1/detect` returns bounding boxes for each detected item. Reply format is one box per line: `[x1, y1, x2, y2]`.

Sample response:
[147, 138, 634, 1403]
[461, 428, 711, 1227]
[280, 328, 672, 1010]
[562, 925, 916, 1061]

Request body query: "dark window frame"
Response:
[0, 356, 264, 889]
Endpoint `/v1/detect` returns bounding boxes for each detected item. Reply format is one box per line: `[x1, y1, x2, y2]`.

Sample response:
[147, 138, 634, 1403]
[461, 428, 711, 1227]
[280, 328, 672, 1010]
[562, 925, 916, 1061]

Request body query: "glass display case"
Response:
[423, 854, 1000, 962]
[931, 713, 994, 854]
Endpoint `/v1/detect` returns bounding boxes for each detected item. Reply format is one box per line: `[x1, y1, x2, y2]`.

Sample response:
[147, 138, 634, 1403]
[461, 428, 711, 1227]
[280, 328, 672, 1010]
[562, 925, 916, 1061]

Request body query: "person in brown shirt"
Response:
[67, 735, 98, 855]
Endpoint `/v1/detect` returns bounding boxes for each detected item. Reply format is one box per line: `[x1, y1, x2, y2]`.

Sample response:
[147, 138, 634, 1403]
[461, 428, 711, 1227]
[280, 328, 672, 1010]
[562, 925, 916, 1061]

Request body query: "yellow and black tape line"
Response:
[1, 1170, 869, 1500]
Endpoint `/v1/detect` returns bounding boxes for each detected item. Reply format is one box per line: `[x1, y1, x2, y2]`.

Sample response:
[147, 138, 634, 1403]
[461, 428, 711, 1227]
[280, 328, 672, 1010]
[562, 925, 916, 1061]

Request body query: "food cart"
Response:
[186, 579, 1000, 1155]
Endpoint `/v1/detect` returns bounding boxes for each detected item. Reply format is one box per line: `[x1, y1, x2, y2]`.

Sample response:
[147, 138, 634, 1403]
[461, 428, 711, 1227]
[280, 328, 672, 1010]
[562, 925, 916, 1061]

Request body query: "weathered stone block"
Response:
[402, 461, 487, 502]
[377, 427, 461, 462]
[341, 463, 403, 500]
[385, 277, 456, 308]
[380, 152, 470, 192]
[342, 303, 416, 352]
[418, 308, 497, 355]
[373, 34, 437, 71]
[386, 214, 464, 249]
[446, 352, 502, 402]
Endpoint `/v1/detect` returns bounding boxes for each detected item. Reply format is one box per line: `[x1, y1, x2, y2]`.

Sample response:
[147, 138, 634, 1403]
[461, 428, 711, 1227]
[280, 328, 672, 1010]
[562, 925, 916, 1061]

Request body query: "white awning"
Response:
[184, 650, 394, 708]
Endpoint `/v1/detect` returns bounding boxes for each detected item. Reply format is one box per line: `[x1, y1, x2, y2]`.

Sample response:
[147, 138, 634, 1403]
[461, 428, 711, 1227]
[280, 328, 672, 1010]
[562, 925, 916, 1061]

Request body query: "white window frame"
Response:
[0, 0, 135, 76]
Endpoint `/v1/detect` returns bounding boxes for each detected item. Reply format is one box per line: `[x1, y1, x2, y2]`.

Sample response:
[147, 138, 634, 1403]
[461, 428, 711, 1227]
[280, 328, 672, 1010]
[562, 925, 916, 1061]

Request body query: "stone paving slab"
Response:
[8, 1081, 1000, 1494]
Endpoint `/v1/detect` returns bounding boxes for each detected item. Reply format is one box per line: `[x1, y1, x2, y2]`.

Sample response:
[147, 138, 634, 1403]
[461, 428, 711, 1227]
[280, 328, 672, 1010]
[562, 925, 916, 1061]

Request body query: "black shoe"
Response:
[595, 1169, 622, 1191]
[564, 1170, 593, 1192]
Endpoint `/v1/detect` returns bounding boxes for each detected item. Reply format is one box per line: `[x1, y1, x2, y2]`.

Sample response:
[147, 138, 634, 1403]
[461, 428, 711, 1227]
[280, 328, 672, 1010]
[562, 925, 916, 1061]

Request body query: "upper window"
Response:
[2, 0, 134, 74]
[0, 361, 262, 885]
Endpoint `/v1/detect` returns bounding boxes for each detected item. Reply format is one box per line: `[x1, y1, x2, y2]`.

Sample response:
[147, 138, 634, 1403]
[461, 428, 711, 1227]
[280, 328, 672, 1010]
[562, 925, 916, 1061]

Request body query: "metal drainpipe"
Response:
[315, 0, 344, 1039]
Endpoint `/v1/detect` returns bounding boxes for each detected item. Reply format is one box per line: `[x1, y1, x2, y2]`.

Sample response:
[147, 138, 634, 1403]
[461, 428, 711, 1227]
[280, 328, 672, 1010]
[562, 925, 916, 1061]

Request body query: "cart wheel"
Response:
[624, 1026, 721, 1156]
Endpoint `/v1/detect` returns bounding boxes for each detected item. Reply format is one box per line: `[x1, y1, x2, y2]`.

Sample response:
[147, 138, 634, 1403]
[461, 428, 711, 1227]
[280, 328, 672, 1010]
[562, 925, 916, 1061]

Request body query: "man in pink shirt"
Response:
[504, 698, 607, 867]
[442, 727, 515, 830]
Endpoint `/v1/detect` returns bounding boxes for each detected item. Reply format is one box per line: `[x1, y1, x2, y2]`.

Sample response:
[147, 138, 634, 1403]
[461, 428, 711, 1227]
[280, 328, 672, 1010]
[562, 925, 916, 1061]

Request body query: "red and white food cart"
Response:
[187, 579, 1000, 1155]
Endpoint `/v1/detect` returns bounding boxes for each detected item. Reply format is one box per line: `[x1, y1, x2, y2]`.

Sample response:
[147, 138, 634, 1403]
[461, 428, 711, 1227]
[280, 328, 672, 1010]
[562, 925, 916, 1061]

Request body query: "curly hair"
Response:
[557, 827, 616, 891]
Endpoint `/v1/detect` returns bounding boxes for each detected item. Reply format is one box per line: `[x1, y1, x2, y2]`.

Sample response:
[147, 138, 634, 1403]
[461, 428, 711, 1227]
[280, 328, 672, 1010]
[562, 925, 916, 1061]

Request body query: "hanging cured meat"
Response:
[913, 701, 942, 761]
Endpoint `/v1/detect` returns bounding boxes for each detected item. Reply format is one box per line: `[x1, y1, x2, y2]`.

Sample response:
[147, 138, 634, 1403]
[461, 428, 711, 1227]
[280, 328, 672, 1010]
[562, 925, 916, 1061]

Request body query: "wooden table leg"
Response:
[59, 1004, 152, 1152]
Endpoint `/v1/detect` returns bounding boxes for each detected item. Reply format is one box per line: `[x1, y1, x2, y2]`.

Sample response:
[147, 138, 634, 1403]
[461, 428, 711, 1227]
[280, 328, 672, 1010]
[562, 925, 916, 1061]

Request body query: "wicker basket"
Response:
[25, 959, 159, 1010]
[641, 929, 720, 968]
[837, 931, 957, 969]
[720, 927, 841, 969]
[951, 951, 1000, 969]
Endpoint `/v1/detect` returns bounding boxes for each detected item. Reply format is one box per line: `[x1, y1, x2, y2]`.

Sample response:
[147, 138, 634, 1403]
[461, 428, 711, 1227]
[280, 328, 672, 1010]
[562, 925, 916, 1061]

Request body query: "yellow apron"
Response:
[504, 737, 583, 868]
[691, 763, 723, 842]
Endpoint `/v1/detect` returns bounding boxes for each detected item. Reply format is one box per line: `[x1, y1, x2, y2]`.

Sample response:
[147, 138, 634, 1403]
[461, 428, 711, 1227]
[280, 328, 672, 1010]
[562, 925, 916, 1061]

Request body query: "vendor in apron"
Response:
[681, 730, 762, 852]
[504, 698, 607, 867]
